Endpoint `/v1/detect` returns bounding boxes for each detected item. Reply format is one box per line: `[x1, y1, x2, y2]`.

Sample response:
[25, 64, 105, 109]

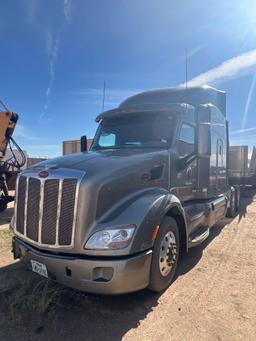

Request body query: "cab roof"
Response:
[96, 85, 226, 122]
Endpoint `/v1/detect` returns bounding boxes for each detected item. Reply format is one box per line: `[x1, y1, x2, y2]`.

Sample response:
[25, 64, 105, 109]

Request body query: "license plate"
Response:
[31, 260, 48, 278]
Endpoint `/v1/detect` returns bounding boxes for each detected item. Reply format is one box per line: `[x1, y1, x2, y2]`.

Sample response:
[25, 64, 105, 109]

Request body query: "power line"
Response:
[185, 48, 188, 88]
[102, 80, 106, 112]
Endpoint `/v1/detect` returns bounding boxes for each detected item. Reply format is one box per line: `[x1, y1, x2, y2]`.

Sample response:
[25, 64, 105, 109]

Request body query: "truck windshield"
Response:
[92, 112, 176, 150]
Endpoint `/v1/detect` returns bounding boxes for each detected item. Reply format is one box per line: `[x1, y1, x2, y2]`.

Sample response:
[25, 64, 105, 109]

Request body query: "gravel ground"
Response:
[0, 189, 256, 341]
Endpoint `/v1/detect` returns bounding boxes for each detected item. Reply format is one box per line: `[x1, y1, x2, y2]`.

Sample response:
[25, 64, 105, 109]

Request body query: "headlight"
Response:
[84, 225, 136, 250]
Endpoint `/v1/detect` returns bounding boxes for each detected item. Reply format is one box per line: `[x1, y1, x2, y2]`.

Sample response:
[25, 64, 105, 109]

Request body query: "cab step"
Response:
[188, 226, 210, 248]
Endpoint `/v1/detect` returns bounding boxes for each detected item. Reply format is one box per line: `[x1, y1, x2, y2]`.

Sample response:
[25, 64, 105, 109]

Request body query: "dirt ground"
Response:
[0, 189, 256, 341]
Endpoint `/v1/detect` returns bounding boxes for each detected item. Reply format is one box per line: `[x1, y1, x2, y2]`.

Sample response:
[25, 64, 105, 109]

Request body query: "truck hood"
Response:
[34, 149, 170, 227]
[34, 149, 169, 178]
[24, 148, 170, 253]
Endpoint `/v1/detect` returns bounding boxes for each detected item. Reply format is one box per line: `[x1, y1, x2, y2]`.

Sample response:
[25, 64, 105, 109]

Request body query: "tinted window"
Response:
[177, 123, 195, 157]
[99, 133, 116, 147]
[92, 112, 176, 150]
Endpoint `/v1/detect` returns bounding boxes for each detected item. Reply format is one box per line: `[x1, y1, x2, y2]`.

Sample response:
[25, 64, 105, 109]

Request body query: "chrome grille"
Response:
[26, 178, 40, 242]
[59, 179, 77, 245]
[41, 179, 59, 245]
[16, 176, 26, 234]
[14, 169, 84, 249]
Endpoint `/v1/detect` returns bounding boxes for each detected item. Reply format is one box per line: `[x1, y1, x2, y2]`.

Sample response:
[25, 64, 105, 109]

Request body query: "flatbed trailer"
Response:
[229, 145, 256, 187]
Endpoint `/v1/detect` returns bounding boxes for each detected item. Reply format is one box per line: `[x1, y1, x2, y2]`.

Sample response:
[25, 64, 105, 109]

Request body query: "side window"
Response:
[98, 133, 116, 147]
[177, 123, 195, 157]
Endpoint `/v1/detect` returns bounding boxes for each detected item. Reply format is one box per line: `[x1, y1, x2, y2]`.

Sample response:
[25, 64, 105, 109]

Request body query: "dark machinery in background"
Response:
[0, 100, 26, 212]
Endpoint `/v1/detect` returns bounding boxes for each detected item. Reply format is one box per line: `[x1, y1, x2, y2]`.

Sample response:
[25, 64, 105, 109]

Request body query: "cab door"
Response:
[172, 122, 197, 201]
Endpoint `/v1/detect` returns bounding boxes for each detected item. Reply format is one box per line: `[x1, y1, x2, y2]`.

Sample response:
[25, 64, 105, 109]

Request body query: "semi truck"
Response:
[12, 86, 240, 294]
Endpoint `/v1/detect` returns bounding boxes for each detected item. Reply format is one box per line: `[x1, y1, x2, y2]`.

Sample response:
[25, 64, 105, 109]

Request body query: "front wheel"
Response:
[148, 217, 179, 292]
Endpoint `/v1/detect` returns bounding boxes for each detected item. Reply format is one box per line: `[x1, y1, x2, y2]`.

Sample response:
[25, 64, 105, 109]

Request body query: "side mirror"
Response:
[198, 123, 211, 158]
[80, 135, 87, 152]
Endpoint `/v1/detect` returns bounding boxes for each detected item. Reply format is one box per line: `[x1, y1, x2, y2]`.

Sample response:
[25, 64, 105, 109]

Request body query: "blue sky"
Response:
[1, 0, 256, 157]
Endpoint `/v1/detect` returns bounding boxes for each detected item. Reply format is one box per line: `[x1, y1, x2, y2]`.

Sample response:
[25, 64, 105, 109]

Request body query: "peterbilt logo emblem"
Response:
[38, 170, 49, 178]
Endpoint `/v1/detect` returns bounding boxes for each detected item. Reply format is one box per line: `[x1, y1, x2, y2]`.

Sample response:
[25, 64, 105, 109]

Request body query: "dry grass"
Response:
[0, 228, 13, 251]
[0, 266, 88, 334]
[0, 274, 65, 332]
[0, 228, 90, 335]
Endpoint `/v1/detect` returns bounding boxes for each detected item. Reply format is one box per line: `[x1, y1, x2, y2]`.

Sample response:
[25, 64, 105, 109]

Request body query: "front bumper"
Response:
[12, 237, 152, 295]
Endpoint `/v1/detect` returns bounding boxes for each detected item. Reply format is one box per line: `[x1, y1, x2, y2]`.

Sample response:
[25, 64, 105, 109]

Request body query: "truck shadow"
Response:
[237, 186, 256, 222]
[177, 219, 228, 277]
[0, 261, 161, 341]
[178, 188, 256, 277]
[0, 207, 14, 226]
[1, 191, 256, 341]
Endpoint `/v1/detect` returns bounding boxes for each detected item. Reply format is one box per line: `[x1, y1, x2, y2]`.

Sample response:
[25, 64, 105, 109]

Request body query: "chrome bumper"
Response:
[12, 237, 152, 295]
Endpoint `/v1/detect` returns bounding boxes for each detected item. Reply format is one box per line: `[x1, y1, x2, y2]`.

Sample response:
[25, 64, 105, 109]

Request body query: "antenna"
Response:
[185, 48, 188, 89]
[0, 100, 10, 112]
[102, 80, 106, 112]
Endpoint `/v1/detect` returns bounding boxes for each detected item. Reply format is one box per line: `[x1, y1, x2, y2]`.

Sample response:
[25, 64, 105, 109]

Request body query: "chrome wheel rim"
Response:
[159, 231, 177, 277]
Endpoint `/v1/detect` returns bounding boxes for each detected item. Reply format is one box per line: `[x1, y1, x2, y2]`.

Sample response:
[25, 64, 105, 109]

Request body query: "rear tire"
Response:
[227, 190, 236, 218]
[148, 217, 179, 292]
[235, 187, 240, 212]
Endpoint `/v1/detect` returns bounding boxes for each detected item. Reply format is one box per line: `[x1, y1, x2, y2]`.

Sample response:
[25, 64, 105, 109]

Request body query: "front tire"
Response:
[148, 217, 179, 292]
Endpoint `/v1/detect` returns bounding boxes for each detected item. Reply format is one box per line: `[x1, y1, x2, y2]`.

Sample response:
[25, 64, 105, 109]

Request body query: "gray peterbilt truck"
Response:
[12, 86, 239, 294]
